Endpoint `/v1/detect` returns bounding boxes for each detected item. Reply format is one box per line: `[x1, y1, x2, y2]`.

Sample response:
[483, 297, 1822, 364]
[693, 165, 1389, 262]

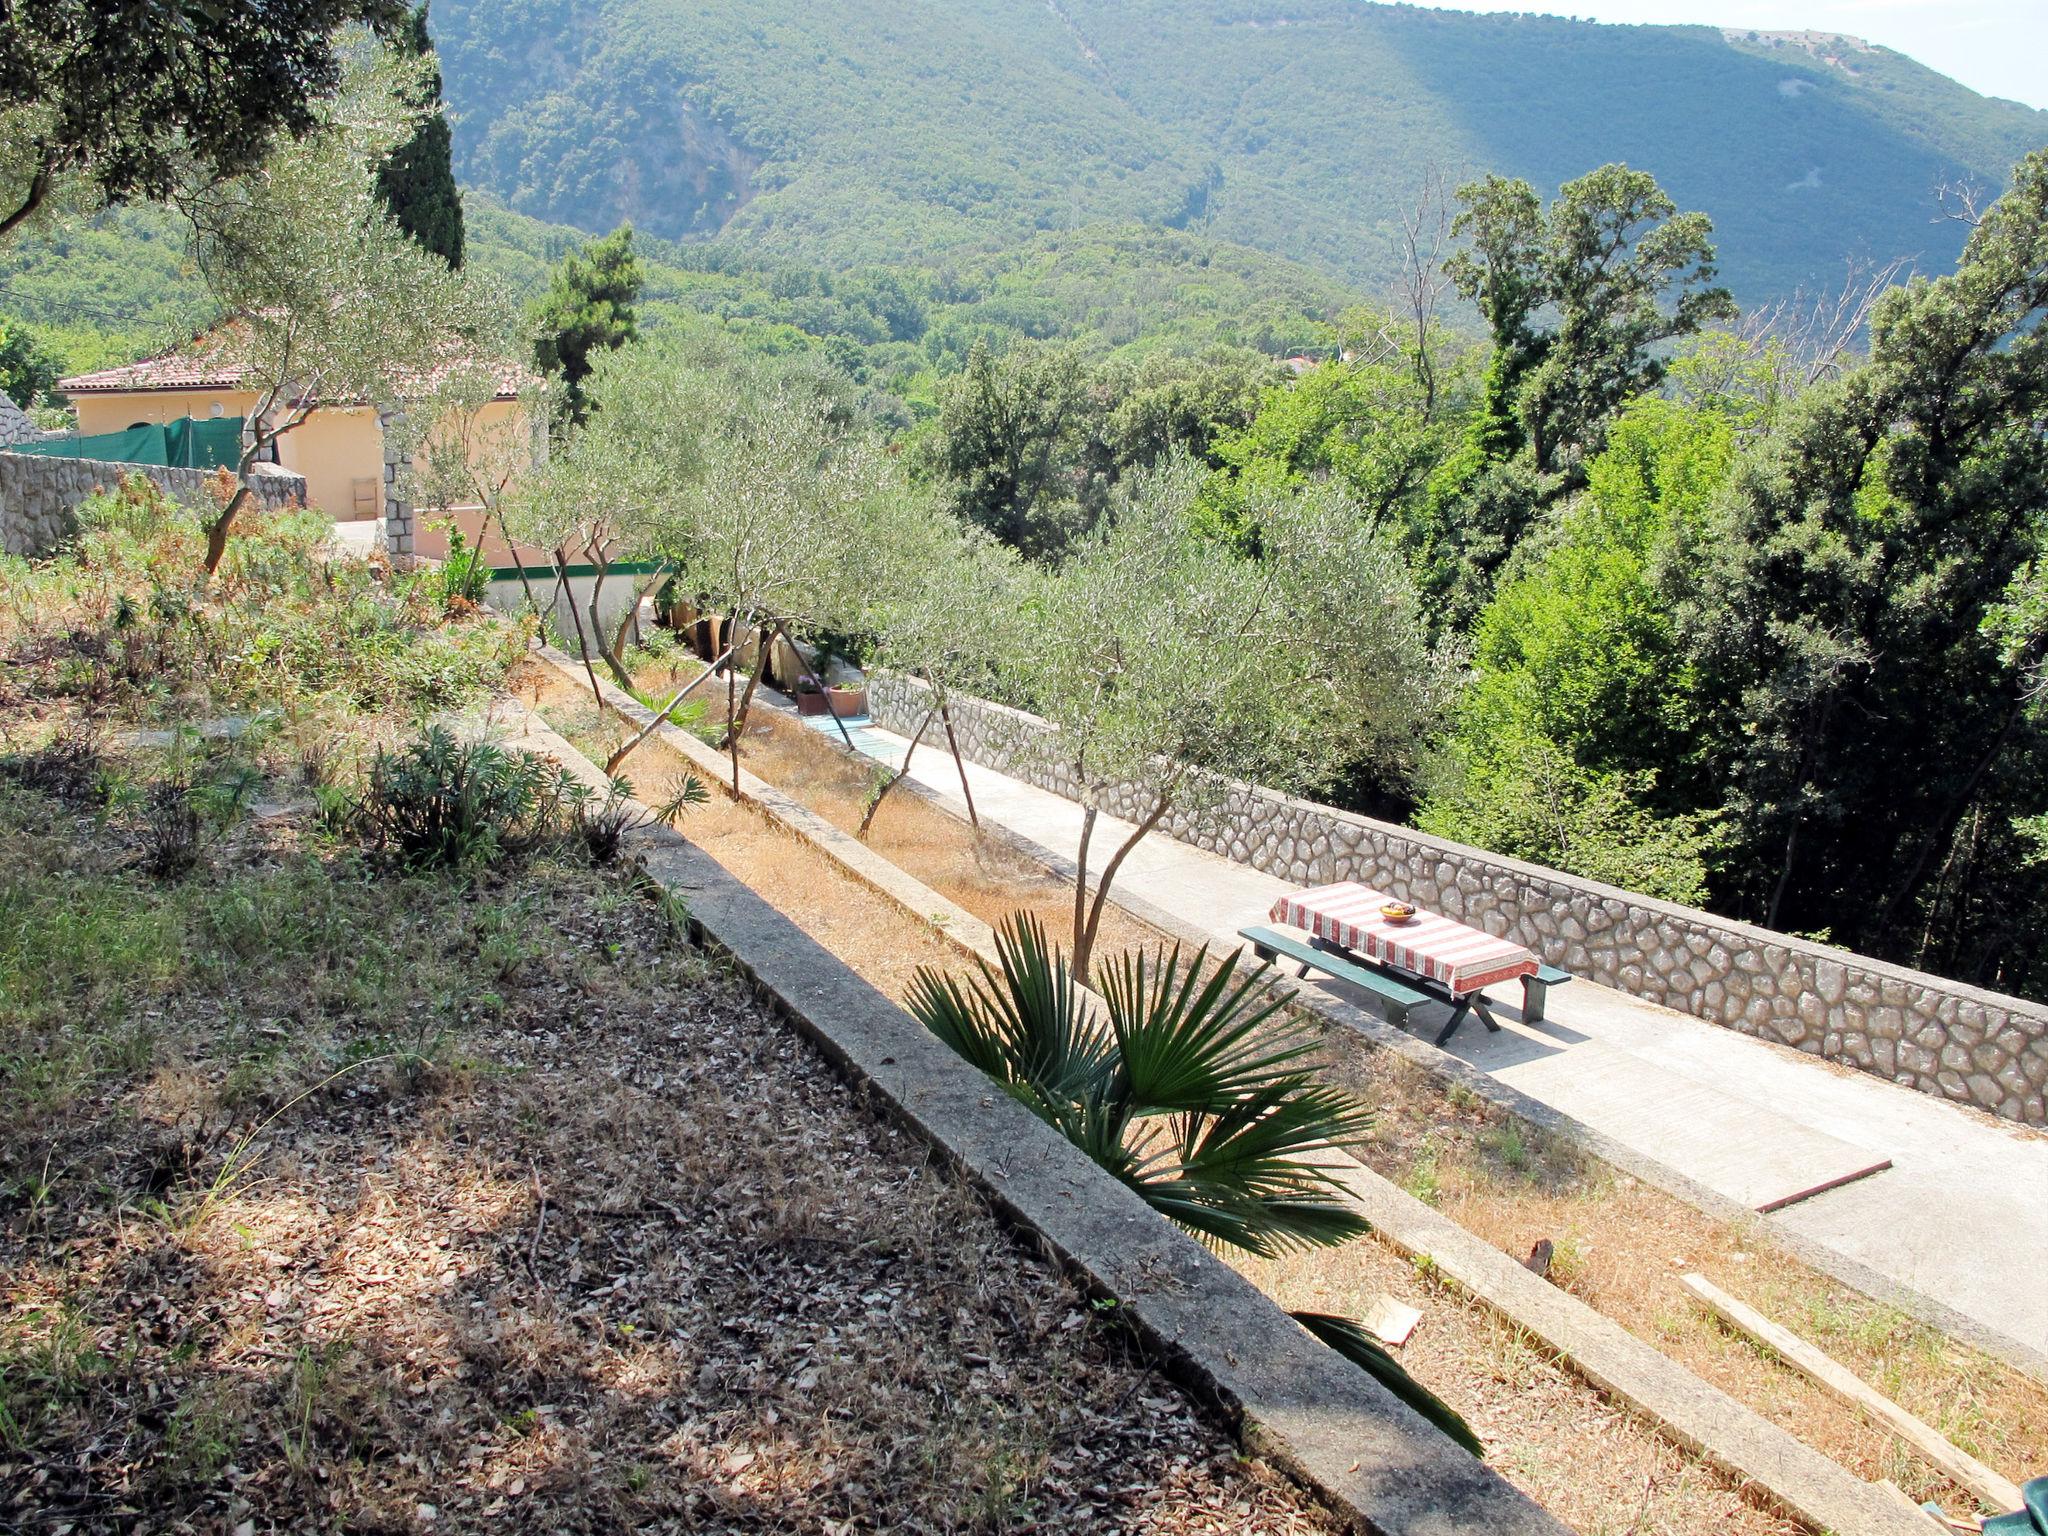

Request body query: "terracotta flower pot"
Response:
[826, 685, 868, 719]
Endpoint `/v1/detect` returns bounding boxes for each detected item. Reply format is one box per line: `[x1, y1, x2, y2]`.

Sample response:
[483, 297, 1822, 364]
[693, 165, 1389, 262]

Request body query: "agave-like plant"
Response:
[908, 912, 1481, 1454]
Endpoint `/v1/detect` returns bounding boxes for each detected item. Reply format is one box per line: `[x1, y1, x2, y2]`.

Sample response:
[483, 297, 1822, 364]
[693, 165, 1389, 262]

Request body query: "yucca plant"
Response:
[908, 912, 1480, 1454]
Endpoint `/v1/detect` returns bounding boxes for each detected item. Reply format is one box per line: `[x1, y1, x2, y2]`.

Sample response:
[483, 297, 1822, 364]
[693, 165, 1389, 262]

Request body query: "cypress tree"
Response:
[375, 2, 466, 268]
[532, 225, 643, 422]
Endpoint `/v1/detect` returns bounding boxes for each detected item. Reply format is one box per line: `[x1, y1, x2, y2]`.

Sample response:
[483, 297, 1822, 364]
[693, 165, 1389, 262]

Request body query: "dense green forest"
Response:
[429, 0, 2048, 304]
[0, 196, 1356, 405]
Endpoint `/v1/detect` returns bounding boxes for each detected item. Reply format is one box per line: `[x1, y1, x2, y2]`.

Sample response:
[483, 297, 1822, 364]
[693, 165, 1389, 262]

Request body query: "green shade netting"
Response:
[11, 416, 246, 469]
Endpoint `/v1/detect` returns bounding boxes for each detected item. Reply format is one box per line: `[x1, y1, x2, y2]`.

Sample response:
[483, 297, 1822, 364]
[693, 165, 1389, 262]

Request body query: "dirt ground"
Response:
[0, 723, 1344, 1534]
[530, 647, 2048, 1529]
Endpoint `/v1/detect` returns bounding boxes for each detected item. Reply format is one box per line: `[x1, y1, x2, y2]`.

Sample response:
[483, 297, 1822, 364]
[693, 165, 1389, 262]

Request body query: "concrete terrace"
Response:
[822, 713, 2048, 1372]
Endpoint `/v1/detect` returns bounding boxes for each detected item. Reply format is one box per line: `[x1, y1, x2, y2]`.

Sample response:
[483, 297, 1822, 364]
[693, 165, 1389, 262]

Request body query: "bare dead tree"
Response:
[1937, 175, 1990, 229]
[1687, 255, 1911, 420]
[1395, 167, 1458, 412]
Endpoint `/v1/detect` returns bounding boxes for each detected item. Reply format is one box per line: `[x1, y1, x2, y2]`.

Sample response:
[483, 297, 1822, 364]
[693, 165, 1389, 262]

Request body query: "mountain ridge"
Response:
[431, 0, 2048, 306]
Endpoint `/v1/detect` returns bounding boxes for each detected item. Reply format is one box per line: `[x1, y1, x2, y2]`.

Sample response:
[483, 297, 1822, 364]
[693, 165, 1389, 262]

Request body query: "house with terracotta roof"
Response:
[57, 349, 534, 538]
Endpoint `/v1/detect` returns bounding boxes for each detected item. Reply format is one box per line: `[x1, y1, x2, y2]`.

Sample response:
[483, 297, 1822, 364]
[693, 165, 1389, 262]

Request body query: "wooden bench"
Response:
[1521, 963, 1573, 1025]
[1239, 925, 1432, 1029]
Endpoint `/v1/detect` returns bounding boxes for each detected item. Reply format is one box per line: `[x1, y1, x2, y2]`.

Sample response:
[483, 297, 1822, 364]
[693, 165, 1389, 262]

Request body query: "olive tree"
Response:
[180, 45, 504, 574]
[853, 514, 1027, 833]
[1027, 459, 1453, 978]
[537, 330, 902, 787]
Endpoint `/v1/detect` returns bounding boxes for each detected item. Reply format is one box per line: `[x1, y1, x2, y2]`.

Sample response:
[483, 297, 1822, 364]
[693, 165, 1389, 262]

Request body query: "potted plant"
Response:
[794, 674, 828, 716]
[826, 680, 868, 718]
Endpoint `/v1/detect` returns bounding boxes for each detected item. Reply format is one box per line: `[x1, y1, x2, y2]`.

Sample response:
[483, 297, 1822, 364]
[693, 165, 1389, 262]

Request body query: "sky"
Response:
[1402, 1, 2048, 109]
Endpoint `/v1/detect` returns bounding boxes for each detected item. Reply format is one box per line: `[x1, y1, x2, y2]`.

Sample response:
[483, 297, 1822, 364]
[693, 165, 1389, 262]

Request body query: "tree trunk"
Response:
[495, 505, 544, 620]
[581, 550, 635, 690]
[858, 706, 937, 838]
[727, 621, 768, 794]
[1074, 797, 1171, 983]
[0, 162, 53, 243]
[202, 484, 253, 576]
[937, 688, 979, 828]
[554, 547, 608, 711]
[1071, 804, 1099, 975]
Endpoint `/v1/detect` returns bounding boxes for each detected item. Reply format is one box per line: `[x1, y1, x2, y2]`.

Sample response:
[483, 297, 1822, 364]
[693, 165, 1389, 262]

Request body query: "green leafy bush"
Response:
[6, 476, 526, 721]
[340, 726, 707, 870]
[346, 726, 558, 869]
[435, 524, 493, 611]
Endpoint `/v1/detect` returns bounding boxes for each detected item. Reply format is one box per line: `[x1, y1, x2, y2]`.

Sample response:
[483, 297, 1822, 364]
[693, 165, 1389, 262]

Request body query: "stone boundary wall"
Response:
[0, 452, 306, 557]
[870, 674, 2048, 1127]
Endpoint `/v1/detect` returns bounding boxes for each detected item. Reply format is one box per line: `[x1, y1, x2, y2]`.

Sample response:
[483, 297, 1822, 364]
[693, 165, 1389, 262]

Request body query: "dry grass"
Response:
[557, 644, 2048, 1528]
[1331, 1049, 2048, 1518]
[0, 726, 1342, 1534]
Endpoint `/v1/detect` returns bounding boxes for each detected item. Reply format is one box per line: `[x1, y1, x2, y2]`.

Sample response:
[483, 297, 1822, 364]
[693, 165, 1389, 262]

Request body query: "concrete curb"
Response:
[515, 658, 1992, 1530]
[841, 718, 2048, 1389]
[503, 700, 1565, 1536]
[1327, 1154, 1939, 1536]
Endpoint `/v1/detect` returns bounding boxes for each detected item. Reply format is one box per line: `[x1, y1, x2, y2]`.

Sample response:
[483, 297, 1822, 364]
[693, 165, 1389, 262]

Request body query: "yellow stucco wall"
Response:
[274, 405, 383, 521]
[74, 389, 260, 435]
[69, 391, 536, 526]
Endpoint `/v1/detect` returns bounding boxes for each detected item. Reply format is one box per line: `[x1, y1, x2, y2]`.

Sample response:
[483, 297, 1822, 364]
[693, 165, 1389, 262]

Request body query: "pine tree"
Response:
[532, 225, 643, 422]
[375, 2, 466, 268]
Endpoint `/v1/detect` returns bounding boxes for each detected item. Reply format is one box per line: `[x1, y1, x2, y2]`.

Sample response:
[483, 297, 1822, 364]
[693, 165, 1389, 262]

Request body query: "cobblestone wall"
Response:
[0, 453, 306, 557]
[871, 674, 2048, 1126]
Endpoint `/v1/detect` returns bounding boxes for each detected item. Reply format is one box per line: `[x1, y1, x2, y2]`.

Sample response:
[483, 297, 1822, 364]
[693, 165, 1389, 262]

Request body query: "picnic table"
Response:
[1245, 882, 1552, 1046]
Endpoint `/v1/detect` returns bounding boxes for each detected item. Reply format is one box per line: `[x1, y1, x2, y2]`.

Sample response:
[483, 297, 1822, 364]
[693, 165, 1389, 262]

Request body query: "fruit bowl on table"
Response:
[1379, 902, 1418, 923]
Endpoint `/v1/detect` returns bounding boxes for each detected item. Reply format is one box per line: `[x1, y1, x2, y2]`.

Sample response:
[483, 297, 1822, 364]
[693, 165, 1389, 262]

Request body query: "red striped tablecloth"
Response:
[1269, 882, 1537, 996]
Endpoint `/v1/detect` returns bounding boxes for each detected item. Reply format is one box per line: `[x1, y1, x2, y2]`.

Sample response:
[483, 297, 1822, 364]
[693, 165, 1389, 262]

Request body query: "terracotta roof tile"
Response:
[60, 341, 534, 401]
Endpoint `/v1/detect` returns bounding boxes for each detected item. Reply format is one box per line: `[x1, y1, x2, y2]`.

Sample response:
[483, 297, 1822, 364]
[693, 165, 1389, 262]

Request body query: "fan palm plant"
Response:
[908, 912, 1480, 1454]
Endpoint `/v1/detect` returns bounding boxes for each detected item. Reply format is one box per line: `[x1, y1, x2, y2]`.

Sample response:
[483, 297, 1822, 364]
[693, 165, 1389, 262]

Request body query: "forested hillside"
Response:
[431, 0, 2048, 304]
[0, 195, 1354, 404]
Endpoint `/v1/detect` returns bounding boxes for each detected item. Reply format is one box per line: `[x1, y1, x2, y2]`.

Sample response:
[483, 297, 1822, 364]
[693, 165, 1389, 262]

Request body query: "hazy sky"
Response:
[1403, 2, 2048, 110]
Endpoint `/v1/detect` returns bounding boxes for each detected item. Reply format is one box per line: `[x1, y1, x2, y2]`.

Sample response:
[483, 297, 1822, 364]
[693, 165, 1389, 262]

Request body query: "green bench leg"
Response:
[1523, 975, 1550, 1024]
[1249, 940, 1312, 980]
[1434, 995, 1504, 1047]
[1433, 1000, 1470, 1046]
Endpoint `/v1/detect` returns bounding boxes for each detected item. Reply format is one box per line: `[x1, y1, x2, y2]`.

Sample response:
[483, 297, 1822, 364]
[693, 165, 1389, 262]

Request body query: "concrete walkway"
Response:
[830, 715, 2048, 1372]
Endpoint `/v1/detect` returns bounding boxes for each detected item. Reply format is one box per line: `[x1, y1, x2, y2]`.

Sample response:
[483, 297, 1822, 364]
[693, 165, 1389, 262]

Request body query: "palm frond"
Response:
[1174, 1083, 1374, 1186]
[906, 912, 1115, 1104]
[987, 912, 1117, 1099]
[1097, 942, 1316, 1115]
[1291, 1311, 1484, 1457]
[906, 965, 1021, 1087]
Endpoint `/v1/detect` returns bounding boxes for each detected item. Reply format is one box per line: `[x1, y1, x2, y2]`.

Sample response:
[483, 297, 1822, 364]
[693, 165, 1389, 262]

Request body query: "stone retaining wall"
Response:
[0, 452, 306, 557]
[871, 674, 2048, 1127]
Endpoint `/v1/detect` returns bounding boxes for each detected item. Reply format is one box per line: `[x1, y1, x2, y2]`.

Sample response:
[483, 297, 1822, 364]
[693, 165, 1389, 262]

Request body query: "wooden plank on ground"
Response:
[1682, 1272, 2023, 1515]
[1323, 1151, 1938, 1536]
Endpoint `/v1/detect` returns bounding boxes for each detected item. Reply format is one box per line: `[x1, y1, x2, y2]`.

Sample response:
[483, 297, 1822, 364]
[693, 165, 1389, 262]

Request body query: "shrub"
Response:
[6, 477, 526, 723]
[0, 719, 107, 806]
[135, 743, 260, 881]
[348, 726, 555, 869]
[568, 773, 708, 864]
[436, 525, 492, 612]
[341, 727, 708, 870]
